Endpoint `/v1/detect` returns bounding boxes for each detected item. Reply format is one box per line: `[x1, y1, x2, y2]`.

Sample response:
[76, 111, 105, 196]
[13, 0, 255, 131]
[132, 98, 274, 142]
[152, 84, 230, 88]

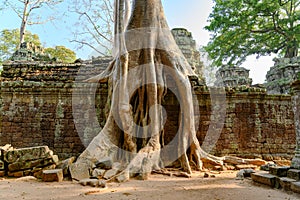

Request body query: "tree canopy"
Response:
[205, 0, 300, 67]
[0, 28, 41, 62]
[69, 0, 114, 56]
[2, 0, 63, 45]
[45, 46, 76, 63]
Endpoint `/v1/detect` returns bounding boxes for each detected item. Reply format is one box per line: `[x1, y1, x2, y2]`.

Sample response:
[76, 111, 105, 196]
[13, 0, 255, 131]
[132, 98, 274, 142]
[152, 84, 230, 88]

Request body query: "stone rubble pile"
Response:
[69, 155, 274, 188]
[0, 145, 59, 178]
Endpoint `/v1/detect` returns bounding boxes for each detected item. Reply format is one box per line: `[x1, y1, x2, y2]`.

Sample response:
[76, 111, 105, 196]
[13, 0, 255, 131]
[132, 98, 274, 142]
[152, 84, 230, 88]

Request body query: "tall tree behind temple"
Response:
[2, 0, 63, 47]
[0, 28, 41, 62]
[205, 0, 300, 67]
[69, 0, 114, 56]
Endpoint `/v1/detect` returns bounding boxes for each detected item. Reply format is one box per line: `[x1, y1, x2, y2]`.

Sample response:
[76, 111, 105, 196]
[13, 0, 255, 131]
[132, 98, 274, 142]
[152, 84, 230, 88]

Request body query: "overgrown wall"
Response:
[0, 62, 295, 160]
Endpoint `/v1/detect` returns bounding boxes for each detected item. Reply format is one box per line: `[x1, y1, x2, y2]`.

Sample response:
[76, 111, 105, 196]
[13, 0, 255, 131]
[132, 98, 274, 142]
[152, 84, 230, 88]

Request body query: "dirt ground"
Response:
[1, 171, 300, 200]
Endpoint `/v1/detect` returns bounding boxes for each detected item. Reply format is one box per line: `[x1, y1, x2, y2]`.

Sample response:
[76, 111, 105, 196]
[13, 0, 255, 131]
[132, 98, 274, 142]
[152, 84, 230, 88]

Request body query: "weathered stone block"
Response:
[0, 171, 5, 177]
[260, 163, 277, 171]
[8, 156, 58, 172]
[4, 146, 52, 163]
[56, 157, 76, 176]
[103, 169, 118, 180]
[279, 177, 297, 191]
[79, 178, 106, 188]
[287, 169, 300, 180]
[42, 169, 63, 182]
[7, 171, 24, 178]
[92, 168, 106, 179]
[251, 172, 276, 187]
[291, 181, 300, 193]
[0, 160, 5, 170]
[69, 162, 90, 181]
[269, 166, 290, 177]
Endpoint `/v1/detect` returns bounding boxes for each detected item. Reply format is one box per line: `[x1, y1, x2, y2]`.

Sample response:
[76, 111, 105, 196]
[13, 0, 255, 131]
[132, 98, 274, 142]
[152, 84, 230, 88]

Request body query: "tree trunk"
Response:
[73, 0, 223, 181]
[284, 40, 298, 58]
[19, 0, 29, 46]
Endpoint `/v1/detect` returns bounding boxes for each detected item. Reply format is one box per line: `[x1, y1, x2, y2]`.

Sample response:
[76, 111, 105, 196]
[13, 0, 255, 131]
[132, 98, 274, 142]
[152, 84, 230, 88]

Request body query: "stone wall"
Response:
[0, 61, 108, 159]
[0, 62, 296, 161]
[291, 72, 300, 168]
[196, 88, 295, 160]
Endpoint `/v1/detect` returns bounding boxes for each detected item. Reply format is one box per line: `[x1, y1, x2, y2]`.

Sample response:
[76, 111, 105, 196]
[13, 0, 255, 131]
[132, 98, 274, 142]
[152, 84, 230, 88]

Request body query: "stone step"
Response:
[287, 169, 300, 180]
[269, 166, 290, 177]
[291, 181, 300, 193]
[279, 177, 297, 191]
[251, 172, 277, 187]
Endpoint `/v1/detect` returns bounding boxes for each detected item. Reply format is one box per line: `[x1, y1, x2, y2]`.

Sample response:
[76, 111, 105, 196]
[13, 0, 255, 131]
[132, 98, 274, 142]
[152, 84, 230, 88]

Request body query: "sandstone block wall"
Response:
[196, 89, 295, 160]
[0, 62, 295, 160]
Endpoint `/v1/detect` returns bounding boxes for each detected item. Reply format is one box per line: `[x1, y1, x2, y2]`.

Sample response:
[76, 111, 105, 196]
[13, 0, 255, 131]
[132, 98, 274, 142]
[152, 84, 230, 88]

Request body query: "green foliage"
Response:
[45, 46, 77, 63]
[0, 28, 41, 61]
[205, 0, 300, 67]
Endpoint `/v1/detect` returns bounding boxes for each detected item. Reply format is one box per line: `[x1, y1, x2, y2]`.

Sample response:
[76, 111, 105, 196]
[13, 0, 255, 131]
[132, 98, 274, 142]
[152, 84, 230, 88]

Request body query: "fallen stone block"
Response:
[42, 169, 63, 182]
[69, 162, 91, 181]
[56, 157, 76, 177]
[79, 178, 106, 188]
[24, 170, 31, 176]
[103, 168, 118, 180]
[251, 172, 276, 187]
[260, 163, 277, 171]
[4, 146, 52, 164]
[291, 181, 300, 193]
[0, 160, 4, 170]
[287, 169, 300, 181]
[92, 168, 106, 179]
[279, 177, 297, 191]
[116, 171, 129, 183]
[236, 169, 255, 180]
[7, 171, 24, 178]
[8, 156, 58, 172]
[269, 166, 290, 177]
[33, 164, 57, 179]
[0, 171, 5, 177]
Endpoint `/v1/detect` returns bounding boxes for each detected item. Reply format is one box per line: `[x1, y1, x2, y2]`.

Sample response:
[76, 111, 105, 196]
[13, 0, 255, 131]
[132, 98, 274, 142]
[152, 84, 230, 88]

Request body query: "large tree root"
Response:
[70, 0, 225, 182]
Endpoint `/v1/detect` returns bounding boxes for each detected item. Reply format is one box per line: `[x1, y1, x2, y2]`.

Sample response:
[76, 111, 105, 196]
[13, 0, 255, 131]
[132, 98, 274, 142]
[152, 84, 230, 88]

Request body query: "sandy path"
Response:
[0, 171, 299, 200]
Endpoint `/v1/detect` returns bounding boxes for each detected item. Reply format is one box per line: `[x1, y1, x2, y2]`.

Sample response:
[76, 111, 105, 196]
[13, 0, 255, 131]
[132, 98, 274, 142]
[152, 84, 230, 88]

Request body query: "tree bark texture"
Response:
[74, 0, 223, 180]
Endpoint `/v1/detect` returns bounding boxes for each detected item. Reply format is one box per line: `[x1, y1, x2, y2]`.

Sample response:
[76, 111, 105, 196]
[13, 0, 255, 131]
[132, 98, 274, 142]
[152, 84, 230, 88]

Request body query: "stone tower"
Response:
[171, 28, 204, 82]
[214, 65, 253, 87]
[265, 57, 300, 94]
